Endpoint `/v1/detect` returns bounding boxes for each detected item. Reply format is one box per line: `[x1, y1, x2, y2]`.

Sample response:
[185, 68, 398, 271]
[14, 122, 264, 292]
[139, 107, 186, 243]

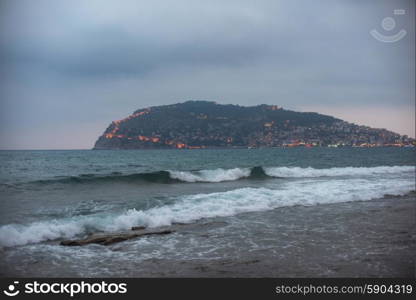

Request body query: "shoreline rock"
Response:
[60, 228, 174, 246]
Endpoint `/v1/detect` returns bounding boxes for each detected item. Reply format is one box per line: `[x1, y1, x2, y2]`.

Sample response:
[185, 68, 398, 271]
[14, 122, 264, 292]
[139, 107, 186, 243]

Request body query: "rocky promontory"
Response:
[93, 101, 414, 149]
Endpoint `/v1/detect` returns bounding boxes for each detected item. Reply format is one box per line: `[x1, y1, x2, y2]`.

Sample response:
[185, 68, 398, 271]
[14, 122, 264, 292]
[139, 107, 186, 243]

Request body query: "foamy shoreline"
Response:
[1, 192, 415, 277]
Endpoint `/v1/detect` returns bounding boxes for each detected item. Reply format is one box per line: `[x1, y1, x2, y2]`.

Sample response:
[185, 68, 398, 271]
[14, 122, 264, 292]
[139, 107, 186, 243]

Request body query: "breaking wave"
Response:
[169, 168, 252, 182]
[26, 165, 414, 185]
[0, 175, 414, 247]
[263, 165, 414, 178]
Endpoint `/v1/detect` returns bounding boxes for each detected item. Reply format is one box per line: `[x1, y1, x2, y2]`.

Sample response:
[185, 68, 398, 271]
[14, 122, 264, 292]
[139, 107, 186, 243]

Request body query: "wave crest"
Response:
[0, 175, 413, 247]
[169, 168, 251, 182]
[25, 165, 414, 185]
[264, 165, 414, 178]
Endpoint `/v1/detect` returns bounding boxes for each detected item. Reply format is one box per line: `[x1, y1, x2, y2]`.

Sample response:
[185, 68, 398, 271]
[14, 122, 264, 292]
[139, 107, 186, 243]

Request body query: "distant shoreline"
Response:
[1, 146, 415, 151]
[91, 145, 416, 150]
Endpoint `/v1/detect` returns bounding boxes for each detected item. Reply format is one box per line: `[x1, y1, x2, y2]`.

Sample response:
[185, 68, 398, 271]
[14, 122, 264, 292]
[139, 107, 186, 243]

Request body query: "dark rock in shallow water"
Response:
[249, 166, 268, 178]
[61, 220, 228, 246]
[131, 226, 146, 231]
[60, 229, 174, 246]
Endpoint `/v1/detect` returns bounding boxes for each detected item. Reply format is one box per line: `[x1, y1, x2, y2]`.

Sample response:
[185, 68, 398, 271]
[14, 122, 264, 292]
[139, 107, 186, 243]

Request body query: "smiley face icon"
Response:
[3, 282, 20, 297]
[370, 9, 407, 43]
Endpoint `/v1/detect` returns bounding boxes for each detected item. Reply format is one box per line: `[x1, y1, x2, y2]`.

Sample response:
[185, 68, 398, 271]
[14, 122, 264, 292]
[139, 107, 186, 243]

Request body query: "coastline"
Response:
[2, 193, 414, 277]
[92, 145, 416, 150]
[130, 193, 416, 278]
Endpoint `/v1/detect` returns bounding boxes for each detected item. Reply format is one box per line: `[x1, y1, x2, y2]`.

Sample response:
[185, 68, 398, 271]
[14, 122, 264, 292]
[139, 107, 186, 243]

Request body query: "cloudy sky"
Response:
[0, 0, 414, 149]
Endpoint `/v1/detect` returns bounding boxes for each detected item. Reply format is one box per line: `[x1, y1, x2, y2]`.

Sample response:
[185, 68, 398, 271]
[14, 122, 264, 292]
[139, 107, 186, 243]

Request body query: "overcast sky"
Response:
[0, 0, 414, 149]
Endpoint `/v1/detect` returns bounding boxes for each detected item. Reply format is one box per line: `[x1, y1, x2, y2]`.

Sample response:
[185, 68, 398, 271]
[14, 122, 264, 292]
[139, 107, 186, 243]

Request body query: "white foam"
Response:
[0, 220, 85, 248]
[0, 173, 413, 247]
[264, 165, 414, 178]
[120, 177, 413, 228]
[170, 166, 414, 182]
[169, 168, 251, 182]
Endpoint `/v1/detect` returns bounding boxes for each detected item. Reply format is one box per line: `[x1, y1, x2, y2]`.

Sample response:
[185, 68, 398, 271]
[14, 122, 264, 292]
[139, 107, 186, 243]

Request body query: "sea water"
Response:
[0, 148, 414, 276]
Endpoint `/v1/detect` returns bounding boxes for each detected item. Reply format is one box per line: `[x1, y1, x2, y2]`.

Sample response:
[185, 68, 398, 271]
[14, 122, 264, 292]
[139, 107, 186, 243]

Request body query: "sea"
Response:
[0, 148, 415, 277]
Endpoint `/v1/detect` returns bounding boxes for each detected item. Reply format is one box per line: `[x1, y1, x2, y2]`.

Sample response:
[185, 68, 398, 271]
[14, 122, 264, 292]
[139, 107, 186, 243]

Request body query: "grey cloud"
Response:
[0, 0, 414, 149]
